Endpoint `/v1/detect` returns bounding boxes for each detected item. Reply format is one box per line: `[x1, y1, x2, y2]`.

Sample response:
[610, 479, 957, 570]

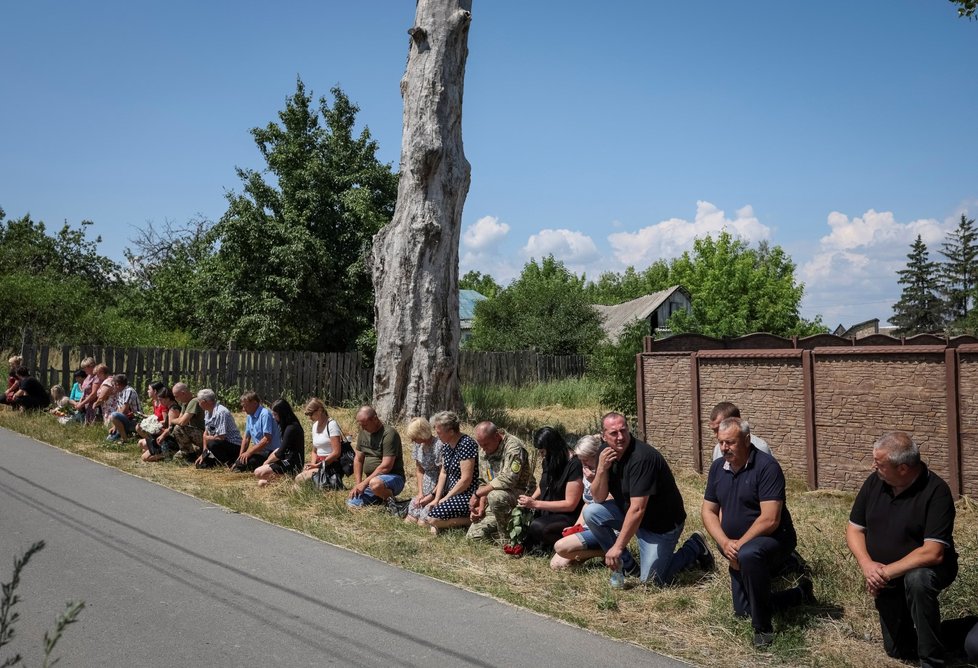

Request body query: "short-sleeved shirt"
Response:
[601, 437, 687, 534]
[312, 418, 344, 457]
[246, 405, 280, 455]
[849, 464, 957, 566]
[182, 398, 206, 431]
[357, 424, 405, 478]
[412, 439, 444, 495]
[704, 448, 796, 548]
[205, 403, 242, 446]
[539, 456, 585, 518]
[69, 383, 84, 403]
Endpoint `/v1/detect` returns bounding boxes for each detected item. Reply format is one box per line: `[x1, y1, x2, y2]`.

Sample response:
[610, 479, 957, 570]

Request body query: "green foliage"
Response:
[462, 377, 602, 410]
[459, 270, 501, 299]
[951, 0, 977, 18]
[667, 233, 822, 338]
[588, 318, 648, 416]
[891, 235, 947, 335]
[583, 262, 672, 305]
[939, 214, 977, 326]
[467, 256, 605, 355]
[0, 540, 84, 668]
[192, 78, 397, 352]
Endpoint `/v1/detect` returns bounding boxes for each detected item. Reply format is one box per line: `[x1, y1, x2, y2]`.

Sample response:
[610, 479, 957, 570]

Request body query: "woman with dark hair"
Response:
[141, 387, 181, 462]
[518, 427, 584, 552]
[255, 398, 305, 486]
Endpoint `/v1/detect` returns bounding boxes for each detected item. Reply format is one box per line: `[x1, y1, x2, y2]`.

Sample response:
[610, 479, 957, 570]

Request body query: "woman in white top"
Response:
[295, 397, 344, 487]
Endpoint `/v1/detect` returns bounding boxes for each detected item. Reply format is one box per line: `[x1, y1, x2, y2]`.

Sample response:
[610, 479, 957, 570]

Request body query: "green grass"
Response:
[3, 407, 977, 667]
[463, 376, 605, 410]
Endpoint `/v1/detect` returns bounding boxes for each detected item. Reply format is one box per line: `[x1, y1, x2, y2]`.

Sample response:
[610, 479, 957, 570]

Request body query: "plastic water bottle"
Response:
[609, 568, 625, 589]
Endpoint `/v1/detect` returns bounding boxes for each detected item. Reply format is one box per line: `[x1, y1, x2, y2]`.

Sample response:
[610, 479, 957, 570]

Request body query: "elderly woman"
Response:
[424, 411, 478, 535]
[85, 364, 112, 424]
[404, 417, 443, 525]
[550, 434, 606, 569]
[105, 374, 141, 442]
[294, 398, 345, 488]
[255, 398, 305, 486]
[518, 427, 585, 552]
[0, 355, 23, 406]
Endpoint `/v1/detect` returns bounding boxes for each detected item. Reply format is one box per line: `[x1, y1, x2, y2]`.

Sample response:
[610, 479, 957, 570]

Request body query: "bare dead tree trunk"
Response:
[370, 0, 472, 423]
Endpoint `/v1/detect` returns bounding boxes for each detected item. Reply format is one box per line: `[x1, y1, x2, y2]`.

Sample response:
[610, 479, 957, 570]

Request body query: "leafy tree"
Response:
[589, 318, 648, 416]
[196, 79, 397, 351]
[891, 235, 947, 335]
[467, 256, 604, 355]
[666, 231, 822, 338]
[951, 0, 977, 19]
[938, 214, 977, 325]
[584, 262, 672, 305]
[459, 270, 501, 299]
[124, 217, 213, 336]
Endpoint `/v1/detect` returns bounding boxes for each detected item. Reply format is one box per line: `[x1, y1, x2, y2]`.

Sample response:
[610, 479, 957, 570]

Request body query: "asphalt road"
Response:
[0, 428, 685, 667]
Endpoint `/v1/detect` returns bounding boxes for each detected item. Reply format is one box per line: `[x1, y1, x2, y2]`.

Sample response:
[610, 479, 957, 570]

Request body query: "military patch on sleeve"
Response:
[511, 460, 521, 473]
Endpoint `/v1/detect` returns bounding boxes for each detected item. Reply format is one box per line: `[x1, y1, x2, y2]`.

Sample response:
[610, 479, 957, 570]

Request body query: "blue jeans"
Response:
[110, 412, 136, 435]
[583, 500, 698, 585]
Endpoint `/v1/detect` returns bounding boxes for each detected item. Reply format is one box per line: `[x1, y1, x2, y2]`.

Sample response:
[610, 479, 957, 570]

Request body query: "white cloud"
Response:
[462, 215, 509, 251]
[607, 200, 771, 266]
[799, 209, 954, 326]
[521, 228, 600, 264]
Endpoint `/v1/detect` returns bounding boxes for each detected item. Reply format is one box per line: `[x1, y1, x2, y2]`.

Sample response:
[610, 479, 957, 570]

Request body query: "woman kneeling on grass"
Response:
[518, 427, 584, 553]
[141, 387, 181, 462]
[550, 434, 607, 569]
[294, 398, 345, 490]
[424, 411, 478, 535]
[255, 399, 305, 487]
[404, 417, 443, 525]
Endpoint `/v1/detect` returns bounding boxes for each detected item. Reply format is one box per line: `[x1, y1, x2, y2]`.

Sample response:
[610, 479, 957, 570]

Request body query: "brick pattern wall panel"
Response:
[697, 358, 807, 479]
[642, 354, 694, 468]
[958, 353, 978, 497]
[813, 353, 949, 491]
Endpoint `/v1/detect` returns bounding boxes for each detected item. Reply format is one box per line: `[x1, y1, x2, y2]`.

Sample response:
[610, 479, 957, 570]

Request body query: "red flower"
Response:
[512, 544, 524, 556]
[503, 545, 513, 554]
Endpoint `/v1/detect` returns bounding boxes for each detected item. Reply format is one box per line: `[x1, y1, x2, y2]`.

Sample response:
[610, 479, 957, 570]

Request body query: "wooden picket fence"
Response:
[17, 343, 587, 405]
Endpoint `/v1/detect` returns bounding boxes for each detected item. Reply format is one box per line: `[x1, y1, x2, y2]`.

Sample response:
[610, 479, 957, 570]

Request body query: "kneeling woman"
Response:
[255, 399, 305, 486]
[518, 427, 584, 552]
[424, 411, 478, 534]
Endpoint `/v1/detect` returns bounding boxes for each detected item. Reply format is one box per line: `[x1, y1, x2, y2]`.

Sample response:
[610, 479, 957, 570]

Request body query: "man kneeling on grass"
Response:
[701, 417, 813, 649]
[232, 391, 279, 472]
[346, 405, 405, 511]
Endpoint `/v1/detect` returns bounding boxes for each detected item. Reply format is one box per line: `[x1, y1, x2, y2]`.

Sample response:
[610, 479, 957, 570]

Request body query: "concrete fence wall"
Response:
[636, 332, 978, 497]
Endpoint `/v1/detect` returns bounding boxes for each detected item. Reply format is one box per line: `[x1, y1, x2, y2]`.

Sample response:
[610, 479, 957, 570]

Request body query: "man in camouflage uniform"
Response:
[467, 421, 536, 541]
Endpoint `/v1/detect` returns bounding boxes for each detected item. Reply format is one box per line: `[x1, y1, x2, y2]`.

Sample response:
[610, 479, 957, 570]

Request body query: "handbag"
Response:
[312, 461, 345, 491]
[339, 440, 355, 476]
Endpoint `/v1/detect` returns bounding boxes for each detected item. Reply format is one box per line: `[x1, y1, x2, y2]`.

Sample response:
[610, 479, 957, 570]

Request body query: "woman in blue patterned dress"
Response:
[424, 411, 478, 535]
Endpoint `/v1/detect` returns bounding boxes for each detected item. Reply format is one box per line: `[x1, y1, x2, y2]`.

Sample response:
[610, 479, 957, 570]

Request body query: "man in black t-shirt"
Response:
[847, 431, 957, 668]
[11, 366, 49, 411]
[583, 412, 713, 585]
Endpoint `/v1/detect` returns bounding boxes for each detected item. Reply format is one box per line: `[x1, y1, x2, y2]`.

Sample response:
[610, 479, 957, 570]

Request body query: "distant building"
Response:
[832, 318, 898, 339]
[459, 289, 488, 344]
[593, 285, 692, 343]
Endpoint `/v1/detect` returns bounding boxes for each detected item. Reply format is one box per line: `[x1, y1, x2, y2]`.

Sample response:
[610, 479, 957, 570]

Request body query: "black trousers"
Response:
[729, 536, 801, 633]
[875, 564, 957, 668]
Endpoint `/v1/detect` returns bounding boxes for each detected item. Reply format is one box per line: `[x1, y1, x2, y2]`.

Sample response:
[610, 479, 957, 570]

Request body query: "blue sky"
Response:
[2, 1, 976, 328]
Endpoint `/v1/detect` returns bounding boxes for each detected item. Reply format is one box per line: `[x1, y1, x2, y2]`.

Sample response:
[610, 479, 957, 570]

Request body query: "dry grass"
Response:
[2, 407, 976, 667]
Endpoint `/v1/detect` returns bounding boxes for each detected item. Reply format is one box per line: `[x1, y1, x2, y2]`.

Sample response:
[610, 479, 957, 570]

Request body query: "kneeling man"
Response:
[846, 431, 957, 667]
[702, 417, 811, 648]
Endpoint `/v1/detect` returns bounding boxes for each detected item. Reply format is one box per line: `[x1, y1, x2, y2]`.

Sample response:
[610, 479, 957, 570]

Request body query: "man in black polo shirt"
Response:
[846, 431, 957, 668]
[702, 417, 812, 648]
[583, 412, 713, 585]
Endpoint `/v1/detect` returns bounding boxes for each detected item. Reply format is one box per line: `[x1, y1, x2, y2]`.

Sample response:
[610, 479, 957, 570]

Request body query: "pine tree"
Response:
[939, 214, 977, 325]
[892, 236, 945, 335]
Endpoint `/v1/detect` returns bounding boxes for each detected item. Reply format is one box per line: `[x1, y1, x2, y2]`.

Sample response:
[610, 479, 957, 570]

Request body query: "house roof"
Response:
[593, 285, 689, 343]
[459, 289, 488, 321]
